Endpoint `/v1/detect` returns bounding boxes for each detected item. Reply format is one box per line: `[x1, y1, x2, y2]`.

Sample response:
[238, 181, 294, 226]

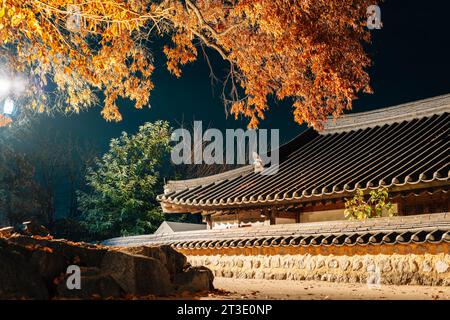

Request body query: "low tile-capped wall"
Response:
[185, 243, 450, 286]
[102, 213, 450, 286]
[103, 213, 450, 248]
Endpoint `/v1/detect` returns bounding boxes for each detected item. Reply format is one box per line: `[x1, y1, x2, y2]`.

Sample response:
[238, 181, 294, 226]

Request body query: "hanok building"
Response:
[105, 95, 450, 286]
[159, 95, 449, 228]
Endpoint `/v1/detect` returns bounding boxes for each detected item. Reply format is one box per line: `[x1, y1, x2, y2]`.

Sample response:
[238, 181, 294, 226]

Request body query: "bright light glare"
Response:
[3, 98, 14, 115]
[0, 78, 11, 97]
[0, 77, 26, 97]
[12, 78, 26, 94]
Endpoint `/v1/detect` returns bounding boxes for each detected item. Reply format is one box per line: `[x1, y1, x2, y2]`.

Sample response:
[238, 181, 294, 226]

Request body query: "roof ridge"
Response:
[164, 165, 253, 193]
[164, 221, 204, 226]
[322, 94, 450, 134]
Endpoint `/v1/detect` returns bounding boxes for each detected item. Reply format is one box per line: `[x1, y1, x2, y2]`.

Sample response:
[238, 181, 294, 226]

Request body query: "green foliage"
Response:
[344, 187, 395, 220]
[77, 121, 172, 240]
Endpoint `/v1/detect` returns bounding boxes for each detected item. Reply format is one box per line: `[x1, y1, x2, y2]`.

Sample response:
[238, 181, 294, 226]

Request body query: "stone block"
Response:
[340, 258, 350, 271]
[436, 260, 449, 273]
[352, 260, 363, 271]
[243, 259, 252, 269]
[422, 260, 432, 273]
[173, 266, 214, 293]
[316, 258, 325, 269]
[223, 270, 233, 278]
[101, 250, 172, 296]
[307, 259, 316, 271]
[264, 273, 274, 280]
[271, 256, 281, 268]
[328, 259, 338, 268]
[274, 273, 286, 280]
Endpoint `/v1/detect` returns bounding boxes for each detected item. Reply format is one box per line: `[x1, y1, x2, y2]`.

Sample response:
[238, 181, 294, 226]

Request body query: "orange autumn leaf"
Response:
[0, 115, 12, 127]
[40, 246, 54, 253]
[25, 244, 37, 251]
[32, 235, 54, 240]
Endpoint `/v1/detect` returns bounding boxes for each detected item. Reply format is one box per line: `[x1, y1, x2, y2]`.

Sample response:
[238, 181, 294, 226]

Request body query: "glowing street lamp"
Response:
[3, 98, 14, 115]
[0, 76, 26, 116]
[0, 77, 26, 98]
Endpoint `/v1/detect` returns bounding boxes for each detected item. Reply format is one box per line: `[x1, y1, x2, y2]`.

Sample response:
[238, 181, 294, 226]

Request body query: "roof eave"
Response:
[161, 180, 449, 214]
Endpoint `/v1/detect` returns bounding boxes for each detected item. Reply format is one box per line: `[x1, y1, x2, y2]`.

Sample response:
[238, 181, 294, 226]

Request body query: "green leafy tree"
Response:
[77, 121, 171, 240]
[344, 187, 396, 220]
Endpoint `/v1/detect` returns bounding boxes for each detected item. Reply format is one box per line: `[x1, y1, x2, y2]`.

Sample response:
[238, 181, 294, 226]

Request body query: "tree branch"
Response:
[185, 0, 242, 36]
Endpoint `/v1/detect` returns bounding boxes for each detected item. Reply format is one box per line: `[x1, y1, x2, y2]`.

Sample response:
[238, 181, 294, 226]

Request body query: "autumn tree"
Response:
[0, 0, 374, 129]
[77, 121, 171, 240]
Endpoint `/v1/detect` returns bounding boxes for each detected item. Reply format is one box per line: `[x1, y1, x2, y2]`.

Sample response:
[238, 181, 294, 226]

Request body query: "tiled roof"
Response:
[322, 94, 450, 134]
[102, 213, 450, 248]
[158, 95, 449, 212]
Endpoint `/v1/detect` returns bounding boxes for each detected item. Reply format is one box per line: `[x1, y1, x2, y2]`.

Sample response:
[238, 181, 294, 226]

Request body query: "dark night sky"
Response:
[50, 0, 450, 151]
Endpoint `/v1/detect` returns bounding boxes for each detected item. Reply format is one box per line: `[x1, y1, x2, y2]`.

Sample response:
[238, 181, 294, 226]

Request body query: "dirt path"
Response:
[205, 277, 450, 300]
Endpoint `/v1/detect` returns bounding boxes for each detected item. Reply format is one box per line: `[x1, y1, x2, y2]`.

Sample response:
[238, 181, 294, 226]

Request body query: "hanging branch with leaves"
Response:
[1, 0, 375, 129]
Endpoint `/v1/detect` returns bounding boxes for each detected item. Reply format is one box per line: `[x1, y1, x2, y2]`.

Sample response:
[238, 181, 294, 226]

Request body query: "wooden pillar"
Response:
[204, 214, 212, 229]
[295, 210, 300, 223]
[269, 207, 276, 225]
[396, 197, 405, 216]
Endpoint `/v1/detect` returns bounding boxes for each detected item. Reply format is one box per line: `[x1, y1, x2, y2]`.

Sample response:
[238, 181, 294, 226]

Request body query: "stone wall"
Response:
[183, 243, 450, 286]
